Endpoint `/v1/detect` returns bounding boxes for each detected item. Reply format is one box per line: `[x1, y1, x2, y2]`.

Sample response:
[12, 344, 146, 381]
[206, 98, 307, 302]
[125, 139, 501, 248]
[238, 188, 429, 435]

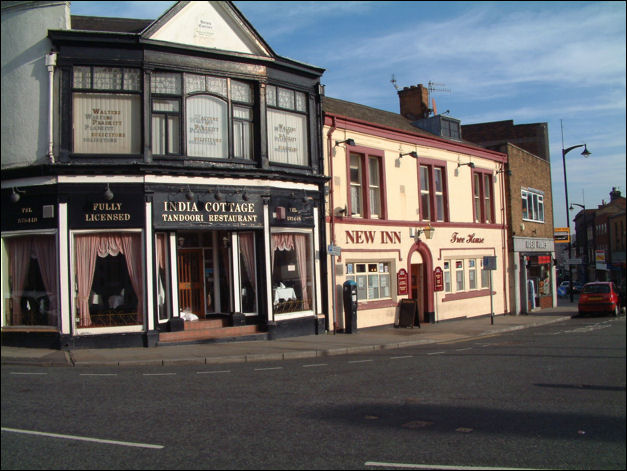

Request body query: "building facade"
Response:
[323, 90, 509, 330]
[1, 1, 328, 348]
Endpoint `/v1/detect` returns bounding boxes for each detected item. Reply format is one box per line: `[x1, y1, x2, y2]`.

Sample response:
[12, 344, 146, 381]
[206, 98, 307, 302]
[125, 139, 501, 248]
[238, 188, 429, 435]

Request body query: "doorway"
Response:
[411, 263, 426, 323]
[177, 248, 205, 317]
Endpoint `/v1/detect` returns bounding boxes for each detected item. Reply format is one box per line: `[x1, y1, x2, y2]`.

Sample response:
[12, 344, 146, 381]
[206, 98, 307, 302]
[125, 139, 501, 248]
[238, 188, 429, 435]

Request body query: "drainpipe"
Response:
[499, 162, 509, 314]
[327, 116, 337, 332]
[45, 51, 57, 163]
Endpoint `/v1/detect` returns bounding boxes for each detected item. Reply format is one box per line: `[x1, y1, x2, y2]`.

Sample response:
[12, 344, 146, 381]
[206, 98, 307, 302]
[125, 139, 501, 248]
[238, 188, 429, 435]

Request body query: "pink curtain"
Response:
[294, 234, 309, 309]
[156, 234, 166, 270]
[271, 233, 294, 270]
[6, 238, 32, 325]
[75, 235, 100, 327]
[31, 236, 58, 326]
[239, 233, 255, 287]
[120, 234, 143, 322]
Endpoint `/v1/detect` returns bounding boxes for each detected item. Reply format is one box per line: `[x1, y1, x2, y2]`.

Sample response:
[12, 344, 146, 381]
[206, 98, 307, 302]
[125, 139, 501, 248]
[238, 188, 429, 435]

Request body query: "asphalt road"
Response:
[2, 315, 625, 470]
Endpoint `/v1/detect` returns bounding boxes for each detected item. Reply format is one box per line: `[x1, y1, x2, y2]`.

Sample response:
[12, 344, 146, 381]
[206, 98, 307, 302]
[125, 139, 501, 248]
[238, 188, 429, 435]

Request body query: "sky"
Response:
[70, 1, 627, 230]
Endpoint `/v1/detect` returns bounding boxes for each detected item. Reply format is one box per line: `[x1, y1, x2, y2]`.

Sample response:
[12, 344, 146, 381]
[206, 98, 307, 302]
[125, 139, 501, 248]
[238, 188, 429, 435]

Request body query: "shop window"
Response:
[346, 262, 391, 301]
[348, 152, 385, 219]
[3, 235, 58, 327]
[521, 188, 544, 223]
[72, 66, 141, 154]
[472, 170, 495, 223]
[266, 85, 309, 166]
[419, 163, 448, 222]
[74, 233, 143, 328]
[271, 231, 313, 315]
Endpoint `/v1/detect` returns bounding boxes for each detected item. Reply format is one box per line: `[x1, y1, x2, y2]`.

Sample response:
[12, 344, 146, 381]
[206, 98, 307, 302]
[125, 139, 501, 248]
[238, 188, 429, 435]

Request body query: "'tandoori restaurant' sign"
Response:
[153, 193, 263, 229]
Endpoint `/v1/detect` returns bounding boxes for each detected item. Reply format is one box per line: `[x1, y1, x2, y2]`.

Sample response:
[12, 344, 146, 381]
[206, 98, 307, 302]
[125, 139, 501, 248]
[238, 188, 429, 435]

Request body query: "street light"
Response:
[561, 121, 591, 302]
[569, 203, 587, 287]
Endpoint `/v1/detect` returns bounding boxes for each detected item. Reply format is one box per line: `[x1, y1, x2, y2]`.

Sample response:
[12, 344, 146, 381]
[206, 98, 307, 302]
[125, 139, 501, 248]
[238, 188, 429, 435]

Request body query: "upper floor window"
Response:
[521, 188, 544, 223]
[472, 170, 495, 224]
[151, 72, 254, 160]
[72, 66, 142, 154]
[348, 152, 384, 219]
[266, 85, 308, 166]
[419, 162, 448, 222]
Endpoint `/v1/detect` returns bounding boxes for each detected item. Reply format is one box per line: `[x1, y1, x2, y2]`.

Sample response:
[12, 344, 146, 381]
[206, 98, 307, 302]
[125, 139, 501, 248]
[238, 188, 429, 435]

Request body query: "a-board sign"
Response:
[397, 298, 420, 328]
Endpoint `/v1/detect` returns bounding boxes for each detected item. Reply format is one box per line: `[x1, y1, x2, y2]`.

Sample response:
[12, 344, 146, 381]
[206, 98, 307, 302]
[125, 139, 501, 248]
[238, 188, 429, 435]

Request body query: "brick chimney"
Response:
[398, 84, 430, 120]
[610, 187, 622, 201]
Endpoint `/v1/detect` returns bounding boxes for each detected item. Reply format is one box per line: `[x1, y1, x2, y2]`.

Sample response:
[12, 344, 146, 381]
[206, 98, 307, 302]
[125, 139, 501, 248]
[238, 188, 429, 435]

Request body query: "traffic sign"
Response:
[328, 244, 341, 257]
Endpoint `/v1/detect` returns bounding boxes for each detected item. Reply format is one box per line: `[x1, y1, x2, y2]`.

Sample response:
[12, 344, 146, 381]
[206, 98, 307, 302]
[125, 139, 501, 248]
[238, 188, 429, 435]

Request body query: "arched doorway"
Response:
[407, 240, 435, 323]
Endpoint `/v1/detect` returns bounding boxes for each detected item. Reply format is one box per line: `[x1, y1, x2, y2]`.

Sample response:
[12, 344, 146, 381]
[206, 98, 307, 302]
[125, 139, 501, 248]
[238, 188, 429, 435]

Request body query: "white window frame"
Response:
[521, 188, 545, 223]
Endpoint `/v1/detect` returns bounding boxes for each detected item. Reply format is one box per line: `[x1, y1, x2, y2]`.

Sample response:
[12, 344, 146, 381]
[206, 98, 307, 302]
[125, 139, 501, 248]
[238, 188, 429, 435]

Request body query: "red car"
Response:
[578, 282, 621, 317]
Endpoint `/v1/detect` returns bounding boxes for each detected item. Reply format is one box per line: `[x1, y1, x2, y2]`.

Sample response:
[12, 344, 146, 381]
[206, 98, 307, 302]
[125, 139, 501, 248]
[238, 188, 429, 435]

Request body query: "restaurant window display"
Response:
[3, 235, 58, 327]
[271, 230, 314, 315]
[74, 232, 143, 328]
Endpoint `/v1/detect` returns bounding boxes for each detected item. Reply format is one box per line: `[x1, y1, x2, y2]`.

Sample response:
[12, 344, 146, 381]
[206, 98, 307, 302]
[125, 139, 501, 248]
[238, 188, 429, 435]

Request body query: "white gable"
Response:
[145, 1, 271, 57]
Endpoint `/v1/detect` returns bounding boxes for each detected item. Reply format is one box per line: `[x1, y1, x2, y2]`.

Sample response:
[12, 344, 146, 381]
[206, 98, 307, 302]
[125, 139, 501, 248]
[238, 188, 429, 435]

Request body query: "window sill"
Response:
[442, 289, 494, 302]
[356, 299, 396, 310]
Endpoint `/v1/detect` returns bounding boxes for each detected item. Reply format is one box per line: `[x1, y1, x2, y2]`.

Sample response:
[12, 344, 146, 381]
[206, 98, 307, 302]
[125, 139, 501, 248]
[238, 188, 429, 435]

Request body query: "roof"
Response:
[70, 15, 153, 33]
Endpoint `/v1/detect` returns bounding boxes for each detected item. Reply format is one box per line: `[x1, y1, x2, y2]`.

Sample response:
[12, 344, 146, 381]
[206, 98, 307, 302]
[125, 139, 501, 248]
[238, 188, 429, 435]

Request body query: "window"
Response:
[441, 117, 461, 140]
[238, 232, 257, 314]
[348, 152, 384, 219]
[419, 163, 448, 222]
[521, 188, 545, 222]
[3, 235, 58, 327]
[74, 233, 143, 329]
[72, 66, 141, 154]
[151, 72, 182, 156]
[455, 260, 464, 291]
[469, 259, 477, 290]
[266, 85, 308, 166]
[472, 170, 495, 223]
[346, 262, 391, 301]
[443, 261, 451, 292]
[271, 231, 314, 315]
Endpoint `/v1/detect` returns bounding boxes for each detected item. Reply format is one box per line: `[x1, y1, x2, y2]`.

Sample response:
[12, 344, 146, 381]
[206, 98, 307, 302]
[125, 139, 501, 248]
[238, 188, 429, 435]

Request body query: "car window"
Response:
[583, 284, 610, 294]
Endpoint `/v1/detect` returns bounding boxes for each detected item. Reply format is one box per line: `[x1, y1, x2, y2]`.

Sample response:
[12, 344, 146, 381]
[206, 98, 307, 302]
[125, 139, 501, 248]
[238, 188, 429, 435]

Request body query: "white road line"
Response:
[196, 370, 231, 374]
[427, 351, 445, 355]
[79, 373, 117, 376]
[455, 347, 472, 351]
[365, 461, 540, 470]
[9, 372, 48, 375]
[1, 427, 163, 450]
[302, 363, 328, 368]
[142, 373, 176, 376]
[254, 367, 283, 371]
[348, 359, 373, 364]
[390, 355, 413, 360]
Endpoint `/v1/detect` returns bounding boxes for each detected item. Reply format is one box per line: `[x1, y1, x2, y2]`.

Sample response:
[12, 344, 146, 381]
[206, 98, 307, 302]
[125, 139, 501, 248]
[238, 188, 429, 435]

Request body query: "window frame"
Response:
[521, 188, 545, 223]
[346, 146, 387, 220]
[471, 168, 495, 224]
[417, 158, 449, 222]
[345, 261, 392, 302]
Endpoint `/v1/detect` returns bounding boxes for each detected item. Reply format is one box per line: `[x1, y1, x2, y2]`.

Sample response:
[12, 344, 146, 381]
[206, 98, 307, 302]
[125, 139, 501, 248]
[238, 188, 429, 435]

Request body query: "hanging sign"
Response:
[397, 268, 409, 295]
[434, 266, 444, 292]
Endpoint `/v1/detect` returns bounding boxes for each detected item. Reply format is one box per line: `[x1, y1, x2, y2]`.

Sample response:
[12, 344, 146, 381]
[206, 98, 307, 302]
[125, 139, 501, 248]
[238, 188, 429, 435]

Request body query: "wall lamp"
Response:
[335, 138, 355, 147]
[399, 151, 418, 159]
[412, 224, 435, 241]
[185, 186, 195, 201]
[457, 161, 475, 169]
[494, 168, 512, 182]
[103, 184, 114, 201]
[10, 187, 25, 203]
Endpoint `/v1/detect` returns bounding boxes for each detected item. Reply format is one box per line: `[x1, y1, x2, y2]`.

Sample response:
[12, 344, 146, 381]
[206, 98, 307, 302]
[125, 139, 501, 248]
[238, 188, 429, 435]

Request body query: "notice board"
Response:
[397, 299, 420, 328]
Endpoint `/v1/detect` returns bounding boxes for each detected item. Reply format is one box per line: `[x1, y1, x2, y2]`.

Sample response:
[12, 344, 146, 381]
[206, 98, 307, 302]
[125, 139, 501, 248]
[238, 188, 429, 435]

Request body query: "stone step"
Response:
[183, 318, 228, 330]
[159, 324, 263, 344]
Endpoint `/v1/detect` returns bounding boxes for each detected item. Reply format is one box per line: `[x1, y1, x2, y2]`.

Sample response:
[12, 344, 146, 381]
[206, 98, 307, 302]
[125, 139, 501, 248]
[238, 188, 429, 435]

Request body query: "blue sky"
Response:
[70, 1, 626, 229]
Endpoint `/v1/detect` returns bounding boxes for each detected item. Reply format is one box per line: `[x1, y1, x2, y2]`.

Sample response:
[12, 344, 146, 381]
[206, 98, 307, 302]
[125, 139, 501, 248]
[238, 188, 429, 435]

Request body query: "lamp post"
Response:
[569, 203, 587, 292]
[561, 122, 591, 302]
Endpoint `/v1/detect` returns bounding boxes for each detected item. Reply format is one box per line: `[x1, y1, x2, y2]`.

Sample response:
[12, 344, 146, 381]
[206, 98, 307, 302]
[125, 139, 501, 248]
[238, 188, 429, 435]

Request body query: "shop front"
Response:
[512, 236, 556, 313]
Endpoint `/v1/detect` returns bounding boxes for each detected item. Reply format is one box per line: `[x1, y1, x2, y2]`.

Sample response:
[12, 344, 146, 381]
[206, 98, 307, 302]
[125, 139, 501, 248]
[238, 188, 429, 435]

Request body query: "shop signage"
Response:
[70, 191, 144, 229]
[513, 237, 555, 252]
[153, 193, 263, 230]
[595, 250, 607, 270]
[554, 227, 570, 244]
[271, 195, 314, 227]
[450, 231, 484, 244]
[397, 268, 409, 295]
[1, 191, 58, 232]
[345, 230, 401, 245]
[433, 266, 444, 292]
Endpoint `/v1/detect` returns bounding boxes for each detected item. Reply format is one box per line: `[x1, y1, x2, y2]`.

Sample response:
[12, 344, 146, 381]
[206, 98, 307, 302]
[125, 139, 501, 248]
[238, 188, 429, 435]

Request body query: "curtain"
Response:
[31, 236, 58, 326]
[75, 235, 101, 327]
[6, 238, 32, 325]
[294, 234, 309, 309]
[239, 233, 255, 287]
[271, 233, 294, 270]
[120, 234, 143, 323]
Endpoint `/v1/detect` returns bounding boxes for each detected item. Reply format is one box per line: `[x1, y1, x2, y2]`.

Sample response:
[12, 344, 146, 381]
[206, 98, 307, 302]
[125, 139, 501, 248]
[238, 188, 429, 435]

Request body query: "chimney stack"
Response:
[398, 84, 430, 120]
[610, 187, 622, 201]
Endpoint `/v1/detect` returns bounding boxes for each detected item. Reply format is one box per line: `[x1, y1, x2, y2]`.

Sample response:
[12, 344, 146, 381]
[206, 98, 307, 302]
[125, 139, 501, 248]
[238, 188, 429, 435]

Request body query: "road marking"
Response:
[1, 427, 163, 450]
[455, 347, 472, 352]
[302, 363, 328, 368]
[9, 372, 48, 375]
[254, 367, 283, 371]
[142, 373, 176, 376]
[196, 370, 231, 374]
[427, 351, 445, 355]
[348, 359, 373, 364]
[365, 461, 541, 470]
[390, 355, 413, 360]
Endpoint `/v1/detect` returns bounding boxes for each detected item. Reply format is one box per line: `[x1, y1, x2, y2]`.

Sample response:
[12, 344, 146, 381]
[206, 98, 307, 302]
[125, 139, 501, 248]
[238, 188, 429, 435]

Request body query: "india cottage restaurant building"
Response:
[1, 1, 327, 348]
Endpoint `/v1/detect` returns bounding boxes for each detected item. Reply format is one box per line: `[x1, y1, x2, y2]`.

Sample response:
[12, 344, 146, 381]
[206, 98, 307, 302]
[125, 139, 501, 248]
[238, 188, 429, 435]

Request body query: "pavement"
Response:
[1, 299, 582, 368]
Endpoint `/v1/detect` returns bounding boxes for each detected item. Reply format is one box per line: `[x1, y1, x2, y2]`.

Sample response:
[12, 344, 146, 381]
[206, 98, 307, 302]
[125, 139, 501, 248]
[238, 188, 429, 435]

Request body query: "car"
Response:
[573, 281, 584, 294]
[578, 281, 621, 316]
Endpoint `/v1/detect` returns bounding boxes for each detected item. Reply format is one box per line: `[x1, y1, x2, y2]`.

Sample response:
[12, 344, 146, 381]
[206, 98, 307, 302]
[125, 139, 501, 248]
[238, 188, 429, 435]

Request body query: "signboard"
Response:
[554, 227, 570, 244]
[483, 256, 497, 270]
[397, 298, 419, 328]
[1, 190, 58, 232]
[328, 244, 341, 257]
[433, 266, 444, 292]
[595, 250, 607, 270]
[397, 268, 409, 295]
[69, 185, 144, 229]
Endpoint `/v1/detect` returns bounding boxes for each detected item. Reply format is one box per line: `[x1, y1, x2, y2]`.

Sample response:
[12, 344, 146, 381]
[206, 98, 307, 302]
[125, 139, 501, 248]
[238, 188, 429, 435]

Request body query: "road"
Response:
[2, 315, 625, 470]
